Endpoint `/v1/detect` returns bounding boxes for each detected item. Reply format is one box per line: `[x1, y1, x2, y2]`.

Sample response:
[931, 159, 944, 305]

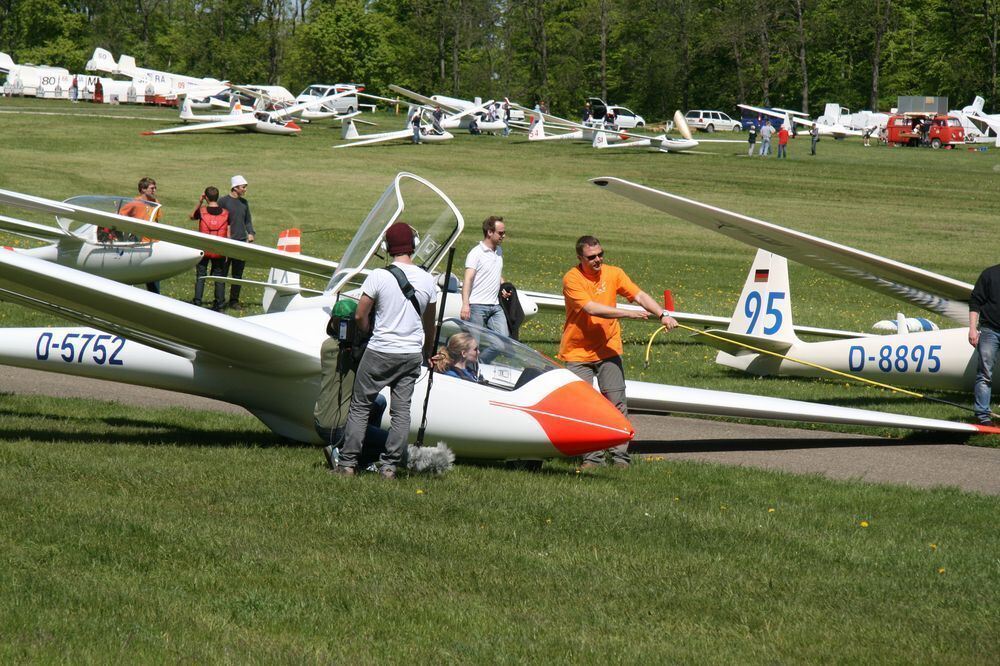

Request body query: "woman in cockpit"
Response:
[433, 332, 480, 382]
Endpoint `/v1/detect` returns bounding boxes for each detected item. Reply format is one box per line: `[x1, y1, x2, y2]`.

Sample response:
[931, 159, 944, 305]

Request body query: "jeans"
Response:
[759, 138, 771, 156]
[777, 143, 787, 158]
[974, 327, 1000, 419]
[748, 142, 755, 156]
[469, 303, 509, 337]
[339, 348, 422, 472]
[228, 257, 245, 303]
[194, 256, 227, 309]
[412, 126, 421, 143]
[567, 356, 630, 465]
[315, 395, 388, 468]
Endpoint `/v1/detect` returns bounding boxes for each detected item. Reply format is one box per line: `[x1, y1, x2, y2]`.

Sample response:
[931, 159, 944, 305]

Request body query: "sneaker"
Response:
[330, 465, 355, 477]
[379, 467, 397, 480]
[191, 299, 202, 306]
[976, 417, 995, 427]
[613, 461, 631, 469]
[322, 445, 338, 469]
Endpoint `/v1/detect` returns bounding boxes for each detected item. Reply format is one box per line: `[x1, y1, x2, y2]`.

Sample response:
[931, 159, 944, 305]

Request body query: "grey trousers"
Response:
[339, 348, 423, 472]
[566, 355, 630, 465]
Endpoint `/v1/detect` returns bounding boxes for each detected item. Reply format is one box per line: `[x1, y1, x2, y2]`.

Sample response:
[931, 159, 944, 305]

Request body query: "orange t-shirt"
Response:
[559, 264, 640, 362]
[119, 197, 161, 242]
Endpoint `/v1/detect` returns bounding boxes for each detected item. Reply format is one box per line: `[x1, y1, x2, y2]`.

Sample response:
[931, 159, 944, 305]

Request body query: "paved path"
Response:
[4, 366, 999, 495]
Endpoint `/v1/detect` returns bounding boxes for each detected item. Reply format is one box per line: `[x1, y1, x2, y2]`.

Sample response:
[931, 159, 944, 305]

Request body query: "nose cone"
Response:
[524, 379, 634, 456]
[286, 121, 301, 132]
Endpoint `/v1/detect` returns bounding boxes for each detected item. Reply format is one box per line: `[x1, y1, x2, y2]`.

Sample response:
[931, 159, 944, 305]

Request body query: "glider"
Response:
[0, 195, 201, 284]
[590, 176, 983, 394]
[0, 175, 996, 464]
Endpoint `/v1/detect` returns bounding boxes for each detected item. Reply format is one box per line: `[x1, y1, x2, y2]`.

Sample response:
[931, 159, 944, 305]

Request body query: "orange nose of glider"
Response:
[526, 380, 634, 456]
[287, 121, 302, 132]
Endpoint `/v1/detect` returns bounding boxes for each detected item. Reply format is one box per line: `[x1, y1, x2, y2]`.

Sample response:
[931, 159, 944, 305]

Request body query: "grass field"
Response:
[1, 97, 999, 661]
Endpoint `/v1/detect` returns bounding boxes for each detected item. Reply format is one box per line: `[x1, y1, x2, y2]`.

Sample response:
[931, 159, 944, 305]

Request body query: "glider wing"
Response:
[591, 177, 973, 323]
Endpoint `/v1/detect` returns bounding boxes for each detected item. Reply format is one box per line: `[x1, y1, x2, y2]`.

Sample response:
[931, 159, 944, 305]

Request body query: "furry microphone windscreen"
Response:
[406, 443, 455, 475]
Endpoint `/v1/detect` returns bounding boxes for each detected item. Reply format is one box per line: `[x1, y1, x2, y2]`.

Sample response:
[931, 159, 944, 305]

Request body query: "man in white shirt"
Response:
[333, 222, 438, 480]
[461, 216, 508, 336]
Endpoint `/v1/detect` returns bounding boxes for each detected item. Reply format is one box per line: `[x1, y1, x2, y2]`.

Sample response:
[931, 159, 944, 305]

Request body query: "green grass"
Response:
[1, 98, 999, 660]
[0, 394, 998, 662]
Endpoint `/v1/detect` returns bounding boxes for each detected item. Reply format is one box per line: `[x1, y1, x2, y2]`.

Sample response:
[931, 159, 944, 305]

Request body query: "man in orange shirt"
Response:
[560, 235, 678, 468]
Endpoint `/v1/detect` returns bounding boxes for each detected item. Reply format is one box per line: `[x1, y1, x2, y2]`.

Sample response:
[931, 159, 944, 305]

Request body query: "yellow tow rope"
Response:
[644, 322, 985, 415]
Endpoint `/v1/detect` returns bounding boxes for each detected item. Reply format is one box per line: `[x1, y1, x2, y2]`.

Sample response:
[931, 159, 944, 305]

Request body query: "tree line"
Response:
[3, 0, 998, 120]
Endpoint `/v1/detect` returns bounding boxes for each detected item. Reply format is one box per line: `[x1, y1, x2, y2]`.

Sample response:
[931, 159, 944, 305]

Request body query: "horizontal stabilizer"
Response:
[691, 328, 794, 356]
[204, 276, 324, 296]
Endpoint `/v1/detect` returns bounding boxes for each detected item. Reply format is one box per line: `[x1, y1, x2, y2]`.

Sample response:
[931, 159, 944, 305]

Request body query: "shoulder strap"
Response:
[384, 265, 422, 314]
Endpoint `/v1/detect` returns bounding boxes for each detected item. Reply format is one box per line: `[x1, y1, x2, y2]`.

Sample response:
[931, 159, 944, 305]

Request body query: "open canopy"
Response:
[326, 172, 463, 295]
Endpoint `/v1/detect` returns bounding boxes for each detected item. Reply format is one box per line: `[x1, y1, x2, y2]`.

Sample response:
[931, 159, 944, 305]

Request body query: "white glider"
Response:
[0, 195, 202, 285]
[590, 177, 984, 394]
[0, 174, 996, 459]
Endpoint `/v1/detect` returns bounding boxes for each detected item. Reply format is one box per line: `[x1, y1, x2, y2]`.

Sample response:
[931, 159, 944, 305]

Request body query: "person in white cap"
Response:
[218, 175, 255, 310]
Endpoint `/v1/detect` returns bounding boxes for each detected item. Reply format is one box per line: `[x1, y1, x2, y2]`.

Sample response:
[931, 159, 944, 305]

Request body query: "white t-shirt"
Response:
[363, 262, 438, 354]
[465, 241, 504, 305]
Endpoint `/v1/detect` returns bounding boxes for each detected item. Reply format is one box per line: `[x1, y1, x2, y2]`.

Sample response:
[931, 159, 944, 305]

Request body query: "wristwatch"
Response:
[659, 310, 671, 319]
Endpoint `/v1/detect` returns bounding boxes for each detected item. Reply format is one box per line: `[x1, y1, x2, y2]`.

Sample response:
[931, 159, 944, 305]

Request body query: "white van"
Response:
[684, 110, 742, 132]
[296, 84, 361, 114]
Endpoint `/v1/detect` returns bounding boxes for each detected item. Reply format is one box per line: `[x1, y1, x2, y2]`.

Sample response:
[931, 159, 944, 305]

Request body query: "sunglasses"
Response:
[583, 251, 604, 261]
[494, 230, 506, 236]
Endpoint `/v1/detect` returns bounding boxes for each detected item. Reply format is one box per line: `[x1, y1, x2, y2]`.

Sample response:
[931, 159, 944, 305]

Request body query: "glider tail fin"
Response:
[592, 128, 608, 149]
[116, 54, 137, 77]
[263, 228, 302, 313]
[712, 249, 799, 374]
[180, 97, 194, 120]
[341, 118, 360, 140]
[674, 110, 693, 140]
[727, 249, 798, 343]
[528, 113, 545, 140]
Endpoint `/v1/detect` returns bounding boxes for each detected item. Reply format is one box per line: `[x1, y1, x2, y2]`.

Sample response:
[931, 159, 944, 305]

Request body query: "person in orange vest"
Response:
[189, 186, 230, 311]
[119, 177, 162, 292]
[777, 125, 790, 158]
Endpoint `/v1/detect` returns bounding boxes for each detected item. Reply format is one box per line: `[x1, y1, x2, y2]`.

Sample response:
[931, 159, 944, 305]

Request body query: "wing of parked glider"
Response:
[0, 188, 340, 279]
[590, 177, 973, 324]
[0, 249, 318, 374]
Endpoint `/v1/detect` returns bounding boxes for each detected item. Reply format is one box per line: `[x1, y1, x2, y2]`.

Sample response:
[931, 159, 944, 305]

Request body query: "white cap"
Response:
[231, 175, 248, 189]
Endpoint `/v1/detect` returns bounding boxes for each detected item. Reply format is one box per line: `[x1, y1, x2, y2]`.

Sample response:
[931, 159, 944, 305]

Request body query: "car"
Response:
[684, 109, 742, 132]
[295, 83, 363, 114]
[606, 105, 645, 129]
[584, 97, 645, 128]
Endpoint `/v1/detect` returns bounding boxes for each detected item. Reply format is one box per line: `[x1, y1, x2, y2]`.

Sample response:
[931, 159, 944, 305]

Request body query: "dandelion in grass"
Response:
[929, 543, 937, 551]
[860, 520, 869, 528]
[937, 567, 946, 574]
[416, 489, 425, 495]
[768, 508, 775, 513]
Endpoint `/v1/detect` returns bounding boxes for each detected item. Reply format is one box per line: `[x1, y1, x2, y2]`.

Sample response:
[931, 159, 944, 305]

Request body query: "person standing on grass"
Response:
[332, 223, 437, 480]
[810, 124, 819, 156]
[777, 125, 790, 158]
[759, 121, 774, 156]
[559, 235, 678, 469]
[217, 175, 254, 310]
[461, 216, 508, 337]
[969, 264, 1000, 426]
[747, 124, 757, 156]
[189, 186, 229, 311]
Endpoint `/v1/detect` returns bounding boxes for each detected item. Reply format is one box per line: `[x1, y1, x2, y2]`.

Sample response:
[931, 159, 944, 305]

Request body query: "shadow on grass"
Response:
[631, 437, 919, 454]
[0, 406, 287, 449]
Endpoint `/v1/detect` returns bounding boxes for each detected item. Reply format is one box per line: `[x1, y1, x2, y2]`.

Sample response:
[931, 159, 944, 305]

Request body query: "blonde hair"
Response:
[433, 332, 477, 372]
